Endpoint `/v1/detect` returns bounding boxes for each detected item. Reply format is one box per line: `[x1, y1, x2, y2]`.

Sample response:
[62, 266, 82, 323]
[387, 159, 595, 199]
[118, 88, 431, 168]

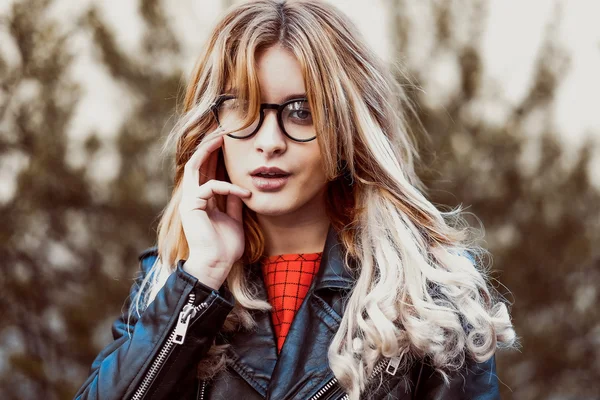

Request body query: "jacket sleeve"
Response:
[414, 355, 500, 400]
[74, 249, 235, 400]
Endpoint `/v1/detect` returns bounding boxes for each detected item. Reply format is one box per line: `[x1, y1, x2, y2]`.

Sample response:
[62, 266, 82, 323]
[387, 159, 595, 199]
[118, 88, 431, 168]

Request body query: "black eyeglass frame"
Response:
[210, 94, 317, 143]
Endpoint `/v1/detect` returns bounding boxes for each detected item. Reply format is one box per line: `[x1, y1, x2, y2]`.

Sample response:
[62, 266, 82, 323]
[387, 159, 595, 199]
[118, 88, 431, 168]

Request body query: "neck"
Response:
[257, 193, 330, 256]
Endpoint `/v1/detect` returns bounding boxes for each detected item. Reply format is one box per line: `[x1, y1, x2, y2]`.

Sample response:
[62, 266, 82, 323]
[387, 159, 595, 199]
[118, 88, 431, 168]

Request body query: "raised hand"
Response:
[179, 132, 251, 290]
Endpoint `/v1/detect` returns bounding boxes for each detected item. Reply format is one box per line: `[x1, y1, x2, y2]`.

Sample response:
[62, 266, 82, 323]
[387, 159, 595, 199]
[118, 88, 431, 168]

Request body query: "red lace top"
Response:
[261, 252, 322, 353]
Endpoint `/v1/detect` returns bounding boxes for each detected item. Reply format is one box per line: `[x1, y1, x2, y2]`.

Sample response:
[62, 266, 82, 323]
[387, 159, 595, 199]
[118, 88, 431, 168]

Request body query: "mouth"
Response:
[250, 167, 291, 191]
[251, 172, 291, 178]
[250, 166, 291, 177]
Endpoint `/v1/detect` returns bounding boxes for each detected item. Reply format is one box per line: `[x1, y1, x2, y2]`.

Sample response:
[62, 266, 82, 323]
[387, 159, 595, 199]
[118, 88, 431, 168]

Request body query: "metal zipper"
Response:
[130, 293, 209, 400]
[197, 380, 207, 400]
[308, 356, 402, 400]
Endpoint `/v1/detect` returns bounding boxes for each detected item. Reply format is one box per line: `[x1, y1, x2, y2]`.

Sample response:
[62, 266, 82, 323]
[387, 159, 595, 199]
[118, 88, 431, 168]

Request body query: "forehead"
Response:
[254, 45, 306, 103]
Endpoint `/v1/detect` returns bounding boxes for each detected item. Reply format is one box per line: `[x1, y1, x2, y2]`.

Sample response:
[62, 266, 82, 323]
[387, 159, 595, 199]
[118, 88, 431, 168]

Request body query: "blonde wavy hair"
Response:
[130, 0, 516, 398]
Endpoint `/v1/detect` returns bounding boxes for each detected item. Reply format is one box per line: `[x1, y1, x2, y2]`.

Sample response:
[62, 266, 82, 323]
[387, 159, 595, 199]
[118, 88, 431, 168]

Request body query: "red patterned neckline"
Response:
[261, 252, 323, 353]
[263, 252, 322, 263]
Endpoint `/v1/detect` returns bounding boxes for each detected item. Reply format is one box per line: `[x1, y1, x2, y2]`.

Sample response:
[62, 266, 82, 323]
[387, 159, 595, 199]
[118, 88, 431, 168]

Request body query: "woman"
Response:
[75, 0, 516, 399]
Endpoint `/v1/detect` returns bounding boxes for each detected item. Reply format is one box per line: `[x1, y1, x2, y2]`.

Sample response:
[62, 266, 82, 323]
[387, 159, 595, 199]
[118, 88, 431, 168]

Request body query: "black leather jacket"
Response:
[74, 228, 500, 399]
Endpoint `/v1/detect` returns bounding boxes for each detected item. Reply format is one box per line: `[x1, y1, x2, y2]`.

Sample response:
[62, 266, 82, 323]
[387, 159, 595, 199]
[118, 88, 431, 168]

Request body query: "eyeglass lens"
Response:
[216, 98, 315, 141]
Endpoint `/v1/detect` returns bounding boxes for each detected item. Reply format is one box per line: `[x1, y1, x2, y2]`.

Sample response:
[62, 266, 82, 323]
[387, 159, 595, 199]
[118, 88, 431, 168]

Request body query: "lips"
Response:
[250, 166, 291, 191]
[250, 166, 291, 177]
[254, 172, 289, 178]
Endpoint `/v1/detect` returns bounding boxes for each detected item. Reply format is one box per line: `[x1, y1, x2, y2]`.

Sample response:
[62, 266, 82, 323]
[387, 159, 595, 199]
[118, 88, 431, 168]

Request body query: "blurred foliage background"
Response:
[0, 0, 598, 399]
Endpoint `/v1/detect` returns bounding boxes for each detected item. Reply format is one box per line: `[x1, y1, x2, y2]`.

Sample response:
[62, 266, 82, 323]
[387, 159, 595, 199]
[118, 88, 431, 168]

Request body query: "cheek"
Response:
[222, 140, 244, 179]
[300, 149, 327, 186]
[309, 144, 326, 176]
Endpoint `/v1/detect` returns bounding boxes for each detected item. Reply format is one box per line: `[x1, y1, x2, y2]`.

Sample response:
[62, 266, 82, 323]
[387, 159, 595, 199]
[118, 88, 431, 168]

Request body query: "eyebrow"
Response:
[279, 93, 308, 102]
[225, 88, 307, 102]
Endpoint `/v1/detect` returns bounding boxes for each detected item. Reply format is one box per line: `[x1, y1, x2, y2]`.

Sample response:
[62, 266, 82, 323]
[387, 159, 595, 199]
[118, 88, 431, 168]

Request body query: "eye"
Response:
[292, 109, 310, 119]
[284, 101, 313, 125]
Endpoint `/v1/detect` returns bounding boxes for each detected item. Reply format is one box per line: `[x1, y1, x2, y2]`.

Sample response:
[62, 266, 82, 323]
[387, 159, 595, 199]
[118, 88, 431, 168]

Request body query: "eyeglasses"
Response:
[210, 95, 317, 142]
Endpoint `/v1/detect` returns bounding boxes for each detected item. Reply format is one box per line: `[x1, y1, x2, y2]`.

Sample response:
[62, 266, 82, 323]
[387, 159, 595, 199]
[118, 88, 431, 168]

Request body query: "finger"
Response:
[226, 191, 245, 223]
[183, 134, 224, 189]
[179, 196, 210, 213]
[184, 198, 209, 212]
[207, 195, 217, 210]
[186, 134, 223, 186]
[196, 180, 251, 200]
[199, 142, 219, 184]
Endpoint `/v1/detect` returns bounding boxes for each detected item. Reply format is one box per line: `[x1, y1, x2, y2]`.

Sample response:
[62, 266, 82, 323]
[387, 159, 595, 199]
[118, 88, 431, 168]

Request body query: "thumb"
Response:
[226, 193, 245, 223]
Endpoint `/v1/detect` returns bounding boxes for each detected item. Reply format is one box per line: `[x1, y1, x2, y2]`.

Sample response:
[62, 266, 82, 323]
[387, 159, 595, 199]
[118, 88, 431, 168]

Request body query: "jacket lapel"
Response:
[226, 226, 356, 399]
[225, 264, 278, 397]
[312, 226, 355, 292]
[268, 227, 354, 399]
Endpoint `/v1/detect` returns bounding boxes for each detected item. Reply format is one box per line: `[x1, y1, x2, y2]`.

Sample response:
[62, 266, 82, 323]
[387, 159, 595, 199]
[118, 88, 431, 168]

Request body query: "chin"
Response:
[243, 195, 296, 217]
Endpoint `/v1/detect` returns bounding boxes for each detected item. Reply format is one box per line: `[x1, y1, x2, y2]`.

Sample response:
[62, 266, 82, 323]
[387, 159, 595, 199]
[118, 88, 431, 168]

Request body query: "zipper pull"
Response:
[173, 304, 198, 345]
[385, 356, 402, 375]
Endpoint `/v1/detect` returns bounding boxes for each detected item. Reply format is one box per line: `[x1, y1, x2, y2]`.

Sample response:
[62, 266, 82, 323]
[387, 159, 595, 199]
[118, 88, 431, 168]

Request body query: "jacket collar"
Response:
[225, 224, 356, 398]
[312, 225, 355, 291]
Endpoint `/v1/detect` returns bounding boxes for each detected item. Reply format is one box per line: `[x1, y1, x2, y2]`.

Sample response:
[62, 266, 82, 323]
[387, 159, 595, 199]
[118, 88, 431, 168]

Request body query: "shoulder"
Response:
[413, 354, 499, 399]
[137, 246, 158, 275]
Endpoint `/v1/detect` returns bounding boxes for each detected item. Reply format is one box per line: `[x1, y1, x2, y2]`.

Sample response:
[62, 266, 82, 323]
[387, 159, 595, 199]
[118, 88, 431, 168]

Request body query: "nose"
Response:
[253, 110, 287, 156]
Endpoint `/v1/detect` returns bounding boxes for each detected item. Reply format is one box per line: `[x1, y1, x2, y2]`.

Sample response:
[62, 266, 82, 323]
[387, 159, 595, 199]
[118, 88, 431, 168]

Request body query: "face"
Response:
[221, 44, 328, 218]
